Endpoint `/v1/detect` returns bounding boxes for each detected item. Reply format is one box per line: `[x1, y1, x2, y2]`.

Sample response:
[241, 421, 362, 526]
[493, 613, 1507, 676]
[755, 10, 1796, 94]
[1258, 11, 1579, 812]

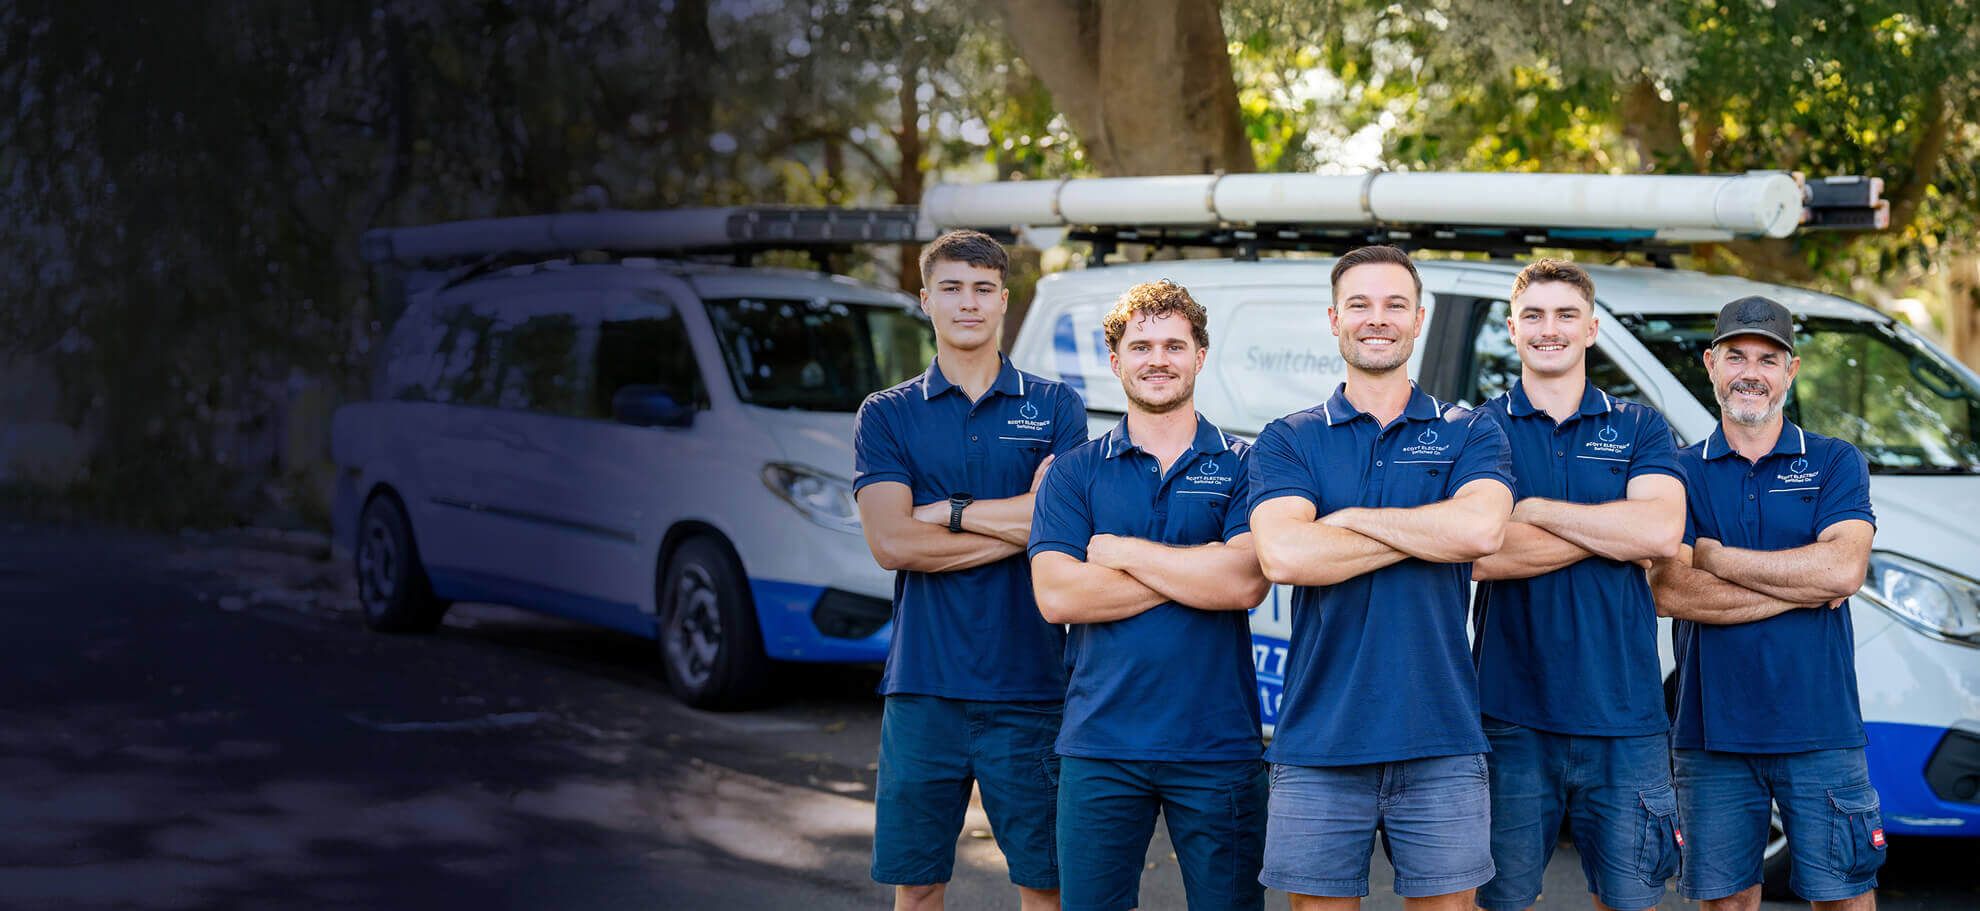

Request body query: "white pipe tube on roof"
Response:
[922, 169, 1807, 239]
[1057, 175, 1221, 225]
[1367, 172, 1802, 237]
[1210, 173, 1370, 223]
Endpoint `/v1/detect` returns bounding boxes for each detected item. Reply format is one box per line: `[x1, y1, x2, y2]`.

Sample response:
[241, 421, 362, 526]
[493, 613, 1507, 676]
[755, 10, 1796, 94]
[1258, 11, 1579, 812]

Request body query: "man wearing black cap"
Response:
[1650, 296, 1883, 911]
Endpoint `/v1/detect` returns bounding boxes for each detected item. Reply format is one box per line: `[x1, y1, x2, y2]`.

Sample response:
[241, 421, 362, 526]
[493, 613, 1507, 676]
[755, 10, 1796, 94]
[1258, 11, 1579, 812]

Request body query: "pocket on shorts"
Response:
[1479, 715, 1521, 738]
[1038, 751, 1061, 790]
[1828, 783, 1887, 879]
[1634, 783, 1681, 886]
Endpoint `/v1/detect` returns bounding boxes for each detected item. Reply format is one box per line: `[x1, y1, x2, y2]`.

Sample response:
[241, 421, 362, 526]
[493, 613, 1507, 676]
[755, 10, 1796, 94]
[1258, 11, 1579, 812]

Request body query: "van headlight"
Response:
[1860, 551, 1980, 647]
[762, 463, 862, 533]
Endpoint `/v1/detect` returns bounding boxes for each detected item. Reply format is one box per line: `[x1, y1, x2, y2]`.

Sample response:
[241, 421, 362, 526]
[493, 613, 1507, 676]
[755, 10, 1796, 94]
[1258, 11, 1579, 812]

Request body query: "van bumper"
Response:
[749, 578, 891, 663]
[1868, 721, 1980, 836]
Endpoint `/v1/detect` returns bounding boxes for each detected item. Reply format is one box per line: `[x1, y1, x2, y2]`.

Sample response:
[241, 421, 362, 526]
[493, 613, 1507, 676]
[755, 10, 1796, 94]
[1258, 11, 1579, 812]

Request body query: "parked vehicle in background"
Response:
[332, 210, 932, 709]
[993, 170, 1980, 894]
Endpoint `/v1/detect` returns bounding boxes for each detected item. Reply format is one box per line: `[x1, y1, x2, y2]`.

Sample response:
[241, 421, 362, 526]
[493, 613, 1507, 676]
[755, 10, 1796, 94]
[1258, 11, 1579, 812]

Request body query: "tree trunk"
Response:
[895, 58, 926, 294]
[994, 0, 1254, 176]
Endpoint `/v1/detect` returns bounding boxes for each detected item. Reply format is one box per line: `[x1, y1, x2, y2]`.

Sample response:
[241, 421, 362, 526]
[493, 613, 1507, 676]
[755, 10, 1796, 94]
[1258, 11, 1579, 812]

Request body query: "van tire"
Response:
[355, 494, 451, 633]
[657, 536, 771, 710]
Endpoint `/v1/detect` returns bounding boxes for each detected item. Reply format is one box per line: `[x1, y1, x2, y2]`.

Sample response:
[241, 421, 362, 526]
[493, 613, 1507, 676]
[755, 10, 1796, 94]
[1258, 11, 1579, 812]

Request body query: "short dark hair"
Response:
[1103, 280, 1210, 351]
[1330, 245, 1421, 304]
[919, 229, 1009, 284]
[1511, 258, 1595, 306]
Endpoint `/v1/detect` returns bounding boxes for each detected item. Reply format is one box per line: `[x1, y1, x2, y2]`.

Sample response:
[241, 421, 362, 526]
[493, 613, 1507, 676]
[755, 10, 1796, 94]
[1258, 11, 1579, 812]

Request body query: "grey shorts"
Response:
[1260, 754, 1495, 898]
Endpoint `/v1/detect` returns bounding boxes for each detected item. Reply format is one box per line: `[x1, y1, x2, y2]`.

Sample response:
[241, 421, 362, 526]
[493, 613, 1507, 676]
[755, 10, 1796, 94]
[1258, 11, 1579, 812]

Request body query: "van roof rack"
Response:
[361, 206, 921, 267]
[918, 171, 1887, 265]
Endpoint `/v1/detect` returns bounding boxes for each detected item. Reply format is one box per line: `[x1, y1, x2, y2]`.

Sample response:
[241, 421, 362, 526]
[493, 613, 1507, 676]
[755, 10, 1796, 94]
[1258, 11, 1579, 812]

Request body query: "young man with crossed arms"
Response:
[1468, 260, 1687, 911]
[1248, 245, 1514, 910]
[1030, 279, 1273, 911]
[854, 230, 1088, 911]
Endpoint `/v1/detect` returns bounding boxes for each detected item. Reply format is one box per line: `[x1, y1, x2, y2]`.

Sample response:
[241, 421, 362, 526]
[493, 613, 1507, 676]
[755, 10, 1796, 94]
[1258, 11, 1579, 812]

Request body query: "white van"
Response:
[332, 211, 933, 709]
[1010, 252, 1980, 870]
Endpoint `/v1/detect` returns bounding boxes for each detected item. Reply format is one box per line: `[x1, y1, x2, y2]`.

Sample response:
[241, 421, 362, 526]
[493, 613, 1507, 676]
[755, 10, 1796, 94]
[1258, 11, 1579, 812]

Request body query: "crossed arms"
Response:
[1471, 473, 1685, 581]
[1031, 532, 1272, 624]
[1249, 478, 1514, 587]
[855, 457, 1053, 574]
[1648, 519, 1874, 625]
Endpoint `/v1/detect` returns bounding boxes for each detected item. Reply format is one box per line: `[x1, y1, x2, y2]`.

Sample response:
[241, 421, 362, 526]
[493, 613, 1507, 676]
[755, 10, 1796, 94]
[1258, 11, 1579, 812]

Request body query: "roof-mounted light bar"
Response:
[360, 206, 921, 265]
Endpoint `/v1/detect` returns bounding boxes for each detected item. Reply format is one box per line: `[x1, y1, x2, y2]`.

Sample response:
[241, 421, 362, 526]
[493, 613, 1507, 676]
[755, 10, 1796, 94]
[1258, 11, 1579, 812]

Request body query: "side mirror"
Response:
[611, 385, 694, 428]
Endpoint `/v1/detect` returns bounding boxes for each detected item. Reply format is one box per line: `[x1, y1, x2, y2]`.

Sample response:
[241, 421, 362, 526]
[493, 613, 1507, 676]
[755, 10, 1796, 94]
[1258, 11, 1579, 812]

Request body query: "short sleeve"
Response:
[1222, 445, 1254, 542]
[1027, 454, 1094, 561]
[1627, 407, 1683, 483]
[1247, 418, 1319, 514]
[1049, 386, 1090, 456]
[1676, 455, 1704, 547]
[852, 395, 911, 493]
[1450, 412, 1514, 496]
[1813, 443, 1875, 535]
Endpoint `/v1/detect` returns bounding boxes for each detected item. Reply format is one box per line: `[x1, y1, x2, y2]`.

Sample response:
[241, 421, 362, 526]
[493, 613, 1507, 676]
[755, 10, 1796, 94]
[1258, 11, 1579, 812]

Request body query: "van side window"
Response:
[593, 304, 703, 419]
[1465, 298, 1640, 404]
[492, 313, 582, 416]
[427, 304, 502, 405]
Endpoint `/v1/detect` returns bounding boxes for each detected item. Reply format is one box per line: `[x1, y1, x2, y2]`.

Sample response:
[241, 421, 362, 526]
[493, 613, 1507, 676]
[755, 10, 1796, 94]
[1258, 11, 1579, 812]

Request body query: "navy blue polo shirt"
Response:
[852, 355, 1088, 701]
[1250, 383, 1513, 766]
[1472, 380, 1682, 736]
[1671, 421, 1875, 752]
[1028, 414, 1262, 761]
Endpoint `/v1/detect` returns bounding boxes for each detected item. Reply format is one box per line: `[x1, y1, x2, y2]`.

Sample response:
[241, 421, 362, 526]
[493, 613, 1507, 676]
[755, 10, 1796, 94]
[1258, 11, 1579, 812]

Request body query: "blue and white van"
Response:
[1012, 254, 1980, 882]
[332, 217, 933, 709]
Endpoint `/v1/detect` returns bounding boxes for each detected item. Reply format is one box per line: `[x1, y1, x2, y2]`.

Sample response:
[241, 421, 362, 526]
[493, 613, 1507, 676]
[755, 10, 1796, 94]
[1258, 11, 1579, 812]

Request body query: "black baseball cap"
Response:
[1712, 295, 1796, 353]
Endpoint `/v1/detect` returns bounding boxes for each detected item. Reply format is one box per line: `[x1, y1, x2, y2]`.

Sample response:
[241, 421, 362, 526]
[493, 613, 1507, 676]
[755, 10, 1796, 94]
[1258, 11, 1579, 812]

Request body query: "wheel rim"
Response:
[357, 515, 398, 618]
[1765, 803, 1788, 862]
[664, 563, 723, 690]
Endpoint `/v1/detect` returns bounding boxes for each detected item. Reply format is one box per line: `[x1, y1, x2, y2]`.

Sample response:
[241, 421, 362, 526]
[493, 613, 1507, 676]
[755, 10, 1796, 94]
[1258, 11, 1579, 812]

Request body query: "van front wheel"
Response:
[355, 494, 451, 633]
[657, 537, 770, 710]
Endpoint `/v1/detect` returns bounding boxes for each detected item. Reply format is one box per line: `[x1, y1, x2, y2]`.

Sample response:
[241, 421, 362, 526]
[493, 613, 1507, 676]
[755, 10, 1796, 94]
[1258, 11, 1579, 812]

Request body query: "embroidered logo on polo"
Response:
[1776, 456, 1820, 486]
[1401, 425, 1455, 460]
[1583, 420, 1633, 456]
[1007, 397, 1052, 434]
[1183, 457, 1232, 488]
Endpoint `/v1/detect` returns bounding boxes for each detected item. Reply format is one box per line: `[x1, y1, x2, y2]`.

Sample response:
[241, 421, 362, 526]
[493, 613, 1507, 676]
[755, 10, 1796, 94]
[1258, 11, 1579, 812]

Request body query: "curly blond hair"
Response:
[1102, 280, 1210, 352]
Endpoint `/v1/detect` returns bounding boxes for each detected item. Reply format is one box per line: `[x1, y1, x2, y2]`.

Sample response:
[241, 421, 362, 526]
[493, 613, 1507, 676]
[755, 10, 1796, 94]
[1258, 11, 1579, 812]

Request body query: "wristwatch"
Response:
[948, 493, 974, 533]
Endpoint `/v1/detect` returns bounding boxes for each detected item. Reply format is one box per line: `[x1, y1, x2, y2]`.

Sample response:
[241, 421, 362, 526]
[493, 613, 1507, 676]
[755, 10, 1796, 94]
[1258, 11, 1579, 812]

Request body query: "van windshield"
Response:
[1620, 313, 1980, 474]
[705, 297, 935, 412]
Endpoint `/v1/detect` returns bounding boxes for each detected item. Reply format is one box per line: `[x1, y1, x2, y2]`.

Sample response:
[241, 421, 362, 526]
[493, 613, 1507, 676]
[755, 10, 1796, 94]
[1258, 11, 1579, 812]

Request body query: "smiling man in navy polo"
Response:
[1029, 279, 1273, 911]
[854, 230, 1089, 911]
[1248, 245, 1514, 910]
[1650, 295, 1881, 911]
[1468, 260, 1687, 911]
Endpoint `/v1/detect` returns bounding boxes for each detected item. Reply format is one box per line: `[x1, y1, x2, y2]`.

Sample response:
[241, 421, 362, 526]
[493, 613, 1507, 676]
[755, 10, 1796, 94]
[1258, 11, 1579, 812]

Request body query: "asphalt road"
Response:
[2, 519, 1975, 910]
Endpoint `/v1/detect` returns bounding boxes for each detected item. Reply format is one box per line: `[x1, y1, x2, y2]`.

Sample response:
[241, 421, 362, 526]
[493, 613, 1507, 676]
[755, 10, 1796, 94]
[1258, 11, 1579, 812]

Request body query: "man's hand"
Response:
[1510, 497, 1545, 524]
[1031, 454, 1056, 493]
[1086, 532, 1130, 570]
[912, 500, 948, 526]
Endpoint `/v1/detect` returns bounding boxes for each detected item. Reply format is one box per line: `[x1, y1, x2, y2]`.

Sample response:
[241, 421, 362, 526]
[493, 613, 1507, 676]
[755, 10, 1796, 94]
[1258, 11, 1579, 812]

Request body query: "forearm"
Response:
[867, 520, 1023, 573]
[1649, 561, 1822, 624]
[1329, 498, 1506, 564]
[1033, 556, 1167, 624]
[949, 493, 1037, 546]
[1255, 521, 1407, 586]
[1699, 541, 1866, 603]
[1472, 522, 1591, 581]
[1106, 537, 1270, 612]
[1518, 497, 1683, 563]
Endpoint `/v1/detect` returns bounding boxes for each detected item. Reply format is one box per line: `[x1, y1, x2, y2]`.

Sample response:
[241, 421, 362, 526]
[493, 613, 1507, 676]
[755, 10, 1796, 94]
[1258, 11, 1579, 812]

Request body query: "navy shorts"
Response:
[870, 694, 1063, 889]
[1260, 755, 1495, 899]
[1673, 747, 1885, 902]
[1057, 756, 1266, 911]
[1476, 717, 1678, 911]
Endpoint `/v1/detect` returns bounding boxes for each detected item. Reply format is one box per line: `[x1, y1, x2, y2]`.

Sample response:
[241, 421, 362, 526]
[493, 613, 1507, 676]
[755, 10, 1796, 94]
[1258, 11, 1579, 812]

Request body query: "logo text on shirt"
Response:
[1583, 420, 1632, 456]
[1008, 398, 1052, 433]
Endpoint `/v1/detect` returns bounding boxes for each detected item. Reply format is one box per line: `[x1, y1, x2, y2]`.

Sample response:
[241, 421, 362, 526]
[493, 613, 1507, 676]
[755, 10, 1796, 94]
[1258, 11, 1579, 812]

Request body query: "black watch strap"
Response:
[948, 495, 971, 533]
